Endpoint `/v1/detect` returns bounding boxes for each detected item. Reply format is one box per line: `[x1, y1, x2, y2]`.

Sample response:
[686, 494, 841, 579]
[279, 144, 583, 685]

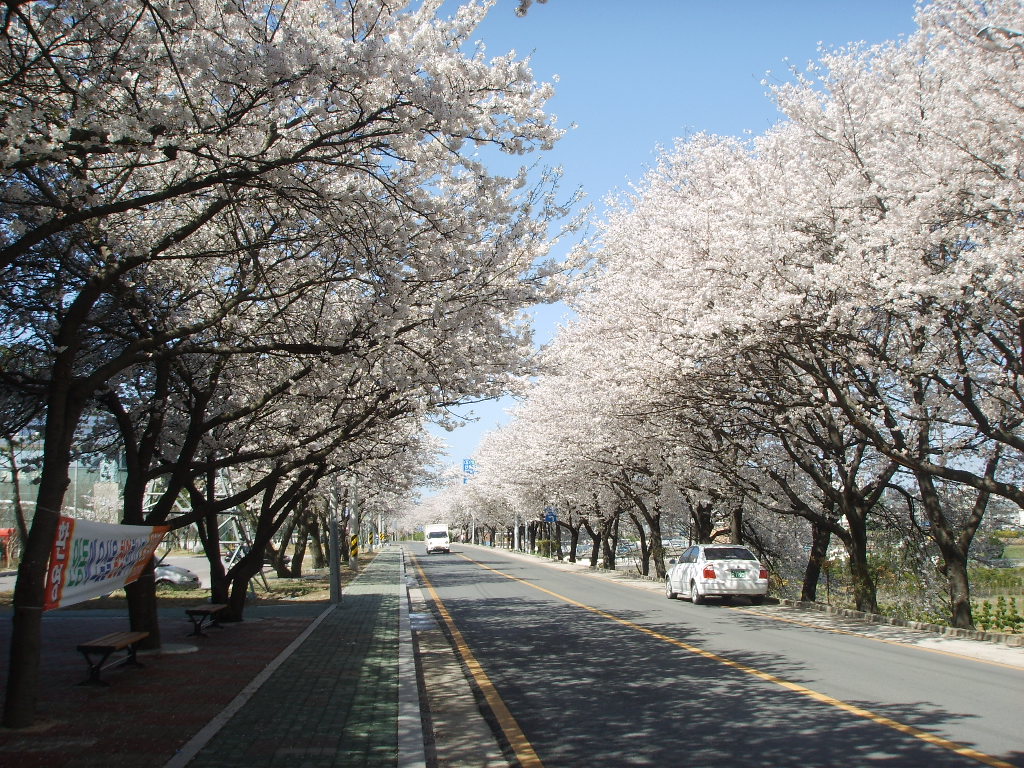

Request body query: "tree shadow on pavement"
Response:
[430, 588, 1020, 768]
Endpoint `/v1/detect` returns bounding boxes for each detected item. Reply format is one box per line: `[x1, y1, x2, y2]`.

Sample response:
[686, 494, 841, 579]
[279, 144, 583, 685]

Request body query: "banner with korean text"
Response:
[44, 516, 169, 611]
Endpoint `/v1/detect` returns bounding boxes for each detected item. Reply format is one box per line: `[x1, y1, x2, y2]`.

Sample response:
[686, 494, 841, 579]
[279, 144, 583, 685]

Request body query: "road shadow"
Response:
[422, 559, 1022, 768]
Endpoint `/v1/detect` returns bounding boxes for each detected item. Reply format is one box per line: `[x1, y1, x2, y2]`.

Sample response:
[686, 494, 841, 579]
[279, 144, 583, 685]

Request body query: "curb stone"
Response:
[781, 598, 1024, 648]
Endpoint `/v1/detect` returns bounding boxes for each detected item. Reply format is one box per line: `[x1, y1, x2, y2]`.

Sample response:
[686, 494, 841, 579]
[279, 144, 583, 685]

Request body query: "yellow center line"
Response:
[537, 559, 1023, 672]
[453, 551, 1015, 768]
[412, 556, 544, 768]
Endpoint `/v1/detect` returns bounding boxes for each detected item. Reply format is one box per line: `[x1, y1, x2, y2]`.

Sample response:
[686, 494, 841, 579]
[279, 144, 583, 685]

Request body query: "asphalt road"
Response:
[411, 545, 1024, 768]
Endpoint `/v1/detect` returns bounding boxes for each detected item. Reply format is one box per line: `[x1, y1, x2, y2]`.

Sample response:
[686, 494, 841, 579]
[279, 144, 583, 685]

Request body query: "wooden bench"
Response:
[76, 631, 149, 686]
[184, 604, 227, 637]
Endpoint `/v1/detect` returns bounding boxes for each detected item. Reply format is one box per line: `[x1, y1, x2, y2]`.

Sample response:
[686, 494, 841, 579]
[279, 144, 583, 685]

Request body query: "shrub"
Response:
[877, 599, 949, 627]
[969, 566, 1024, 598]
[974, 596, 1022, 633]
[536, 539, 558, 557]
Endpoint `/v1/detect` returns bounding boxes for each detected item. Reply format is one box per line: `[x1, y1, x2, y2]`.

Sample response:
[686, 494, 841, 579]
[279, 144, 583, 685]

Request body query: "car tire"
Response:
[750, 595, 765, 605]
[155, 579, 171, 587]
[690, 581, 704, 605]
[665, 579, 677, 600]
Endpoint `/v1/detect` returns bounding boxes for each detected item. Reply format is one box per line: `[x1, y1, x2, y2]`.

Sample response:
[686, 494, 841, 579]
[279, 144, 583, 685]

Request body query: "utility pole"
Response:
[348, 475, 359, 572]
[328, 491, 341, 603]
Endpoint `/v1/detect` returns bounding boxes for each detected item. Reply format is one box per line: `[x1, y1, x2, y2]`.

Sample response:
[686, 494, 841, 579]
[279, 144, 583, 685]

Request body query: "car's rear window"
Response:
[704, 547, 756, 560]
[427, 531, 447, 539]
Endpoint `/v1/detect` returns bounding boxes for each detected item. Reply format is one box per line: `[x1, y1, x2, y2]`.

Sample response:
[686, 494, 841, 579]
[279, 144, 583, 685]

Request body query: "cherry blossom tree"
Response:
[1, 0, 575, 728]
[762, 0, 1024, 622]
[459, 0, 1024, 629]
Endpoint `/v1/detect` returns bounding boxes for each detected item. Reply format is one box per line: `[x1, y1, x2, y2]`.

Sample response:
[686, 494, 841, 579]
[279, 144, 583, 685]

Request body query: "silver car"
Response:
[154, 563, 201, 589]
[666, 544, 768, 605]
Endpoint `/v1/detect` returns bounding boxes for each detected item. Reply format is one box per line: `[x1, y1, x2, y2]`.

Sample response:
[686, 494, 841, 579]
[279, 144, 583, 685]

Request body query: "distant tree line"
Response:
[449, 0, 1024, 633]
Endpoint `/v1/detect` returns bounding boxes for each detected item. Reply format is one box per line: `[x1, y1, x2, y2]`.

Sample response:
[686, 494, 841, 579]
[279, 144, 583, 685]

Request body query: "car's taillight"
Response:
[759, 568, 769, 579]
[702, 565, 716, 579]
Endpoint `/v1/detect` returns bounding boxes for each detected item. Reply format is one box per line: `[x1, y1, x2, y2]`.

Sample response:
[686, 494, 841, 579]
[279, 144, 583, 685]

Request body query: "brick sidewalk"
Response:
[0, 548, 411, 768]
[178, 550, 404, 768]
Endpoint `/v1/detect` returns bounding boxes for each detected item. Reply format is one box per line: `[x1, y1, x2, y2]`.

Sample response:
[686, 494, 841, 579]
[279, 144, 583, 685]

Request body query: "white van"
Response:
[424, 524, 451, 554]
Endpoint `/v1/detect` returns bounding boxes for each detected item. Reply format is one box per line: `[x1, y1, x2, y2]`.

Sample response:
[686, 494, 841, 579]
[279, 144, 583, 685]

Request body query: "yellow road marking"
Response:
[412, 556, 544, 768]
[510, 555, 1023, 672]
[455, 552, 1016, 768]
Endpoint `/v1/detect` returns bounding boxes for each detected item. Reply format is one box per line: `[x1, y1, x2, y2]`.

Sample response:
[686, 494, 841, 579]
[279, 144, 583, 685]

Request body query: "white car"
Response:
[424, 524, 451, 554]
[666, 544, 768, 605]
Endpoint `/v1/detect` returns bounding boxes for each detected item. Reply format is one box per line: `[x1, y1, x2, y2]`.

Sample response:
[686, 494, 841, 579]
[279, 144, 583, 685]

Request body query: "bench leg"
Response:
[186, 612, 224, 637]
[186, 615, 208, 637]
[78, 645, 144, 685]
[124, 643, 144, 668]
[79, 650, 113, 686]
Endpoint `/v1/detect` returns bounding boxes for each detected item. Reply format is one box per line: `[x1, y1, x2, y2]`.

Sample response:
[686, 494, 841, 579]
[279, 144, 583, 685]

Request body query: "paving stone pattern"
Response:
[186, 550, 402, 768]
[0, 549, 405, 768]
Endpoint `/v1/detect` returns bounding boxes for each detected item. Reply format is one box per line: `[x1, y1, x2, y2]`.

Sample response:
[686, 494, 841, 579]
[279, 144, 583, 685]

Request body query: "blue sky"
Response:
[432, 0, 920, 474]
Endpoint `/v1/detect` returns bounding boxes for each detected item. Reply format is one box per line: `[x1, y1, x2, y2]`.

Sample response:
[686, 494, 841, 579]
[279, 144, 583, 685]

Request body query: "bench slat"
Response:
[78, 631, 149, 651]
[185, 604, 227, 615]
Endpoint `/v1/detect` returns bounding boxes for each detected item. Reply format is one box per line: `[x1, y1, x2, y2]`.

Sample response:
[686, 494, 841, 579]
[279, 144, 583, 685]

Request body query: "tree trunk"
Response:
[201, 511, 230, 606]
[944, 549, 973, 629]
[916, 469, 984, 629]
[629, 512, 649, 575]
[557, 521, 580, 563]
[581, 519, 599, 567]
[309, 517, 327, 569]
[801, 521, 831, 602]
[691, 501, 714, 544]
[634, 499, 667, 579]
[2, 438, 30, 543]
[269, 511, 297, 578]
[291, 519, 309, 578]
[729, 505, 743, 544]
[600, 515, 619, 570]
[120, 438, 163, 650]
[224, 550, 264, 621]
[4, 385, 81, 728]
[845, 508, 878, 614]
[125, 565, 162, 650]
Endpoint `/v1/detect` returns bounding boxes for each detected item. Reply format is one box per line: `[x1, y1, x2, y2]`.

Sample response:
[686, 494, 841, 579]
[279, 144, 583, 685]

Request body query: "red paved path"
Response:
[0, 606, 320, 767]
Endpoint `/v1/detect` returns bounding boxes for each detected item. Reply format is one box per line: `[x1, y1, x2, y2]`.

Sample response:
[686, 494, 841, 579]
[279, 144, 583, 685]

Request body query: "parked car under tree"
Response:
[154, 563, 201, 590]
[665, 544, 768, 605]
